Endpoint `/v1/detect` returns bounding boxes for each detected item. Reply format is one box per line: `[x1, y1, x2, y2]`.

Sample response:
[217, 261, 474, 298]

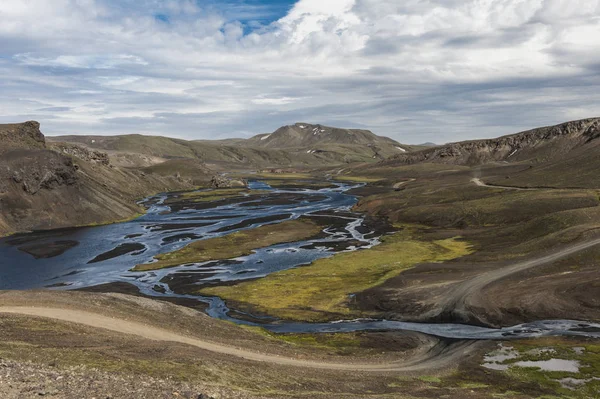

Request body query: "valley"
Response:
[1, 118, 600, 398]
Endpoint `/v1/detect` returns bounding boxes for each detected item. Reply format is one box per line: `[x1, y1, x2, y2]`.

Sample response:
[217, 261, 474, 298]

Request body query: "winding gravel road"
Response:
[471, 177, 534, 191]
[0, 306, 480, 372]
[438, 236, 600, 322]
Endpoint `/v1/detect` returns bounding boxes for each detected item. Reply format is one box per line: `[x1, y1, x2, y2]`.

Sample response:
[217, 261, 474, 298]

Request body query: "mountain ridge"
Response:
[50, 122, 414, 168]
[380, 117, 600, 167]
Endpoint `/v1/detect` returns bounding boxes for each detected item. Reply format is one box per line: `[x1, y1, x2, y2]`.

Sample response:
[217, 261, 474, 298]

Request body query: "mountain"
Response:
[0, 122, 203, 235]
[381, 118, 600, 167]
[243, 123, 410, 161]
[247, 123, 404, 148]
[51, 123, 414, 169]
[359, 117, 600, 189]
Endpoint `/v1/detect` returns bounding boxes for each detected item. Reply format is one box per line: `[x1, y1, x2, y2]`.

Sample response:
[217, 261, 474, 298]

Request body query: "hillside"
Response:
[381, 118, 600, 167]
[0, 122, 204, 235]
[51, 123, 414, 169]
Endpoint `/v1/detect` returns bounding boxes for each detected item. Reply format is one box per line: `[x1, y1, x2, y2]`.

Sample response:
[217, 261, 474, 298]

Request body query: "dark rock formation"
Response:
[2, 150, 78, 195]
[0, 121, 46, 155]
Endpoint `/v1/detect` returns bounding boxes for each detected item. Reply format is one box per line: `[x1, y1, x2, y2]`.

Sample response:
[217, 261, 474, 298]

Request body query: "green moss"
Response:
[238, 325, 365, 355]
[334, 175, 384, 183]
[133, 219, 323, 271]
[470, 338, 600, 399]
[418, 376, 442, 383]
[259, 179, 338, 189]
[171, 188, 258, 203]
[201, 226, 473, 321]
[254, 172, 314, 179]
[458, 382, 490, 389]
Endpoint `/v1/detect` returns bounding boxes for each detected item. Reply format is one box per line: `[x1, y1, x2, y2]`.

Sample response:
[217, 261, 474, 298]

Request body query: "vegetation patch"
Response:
[133, 219, 323, 271]
[239, 326, 364, 355]
[254, 172, 314, 179]
[498, 339, 600, 399]
[172, 188, 256, 203]
[259, 179, 338, 190]
[440, 338, 600, 399]
[334, 175, 384, 183]
[418, 376, 442, 384]
[201, 225, 473, 321]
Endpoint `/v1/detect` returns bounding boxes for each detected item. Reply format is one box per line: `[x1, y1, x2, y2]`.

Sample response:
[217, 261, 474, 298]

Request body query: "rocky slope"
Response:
[0, 122, 206, 235]
[381, 118, 600, 167]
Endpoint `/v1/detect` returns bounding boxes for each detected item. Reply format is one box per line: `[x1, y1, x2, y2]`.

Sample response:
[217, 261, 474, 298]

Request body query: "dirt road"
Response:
[438, 237, 600, 322]
[470, 177, 533, 190]
[0, 306, 479, 372]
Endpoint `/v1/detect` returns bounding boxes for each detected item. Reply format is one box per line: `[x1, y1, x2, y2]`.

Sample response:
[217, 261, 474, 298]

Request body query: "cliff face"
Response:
[382, 118, 600, 166]
[0, 121, 46, 155]
[0, 122, 198, 235]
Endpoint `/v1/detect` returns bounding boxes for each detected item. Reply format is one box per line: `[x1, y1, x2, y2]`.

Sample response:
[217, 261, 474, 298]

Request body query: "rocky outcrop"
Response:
[0, 121, 46, 155]
[50, 142, 110, 166]
[382, 118, 600, 166]
[1, 150, 78, 195]
[210, 175, 247, 188]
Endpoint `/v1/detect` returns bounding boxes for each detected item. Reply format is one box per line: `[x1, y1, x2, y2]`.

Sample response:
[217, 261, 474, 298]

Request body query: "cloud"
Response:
[0, 0, 599, 143]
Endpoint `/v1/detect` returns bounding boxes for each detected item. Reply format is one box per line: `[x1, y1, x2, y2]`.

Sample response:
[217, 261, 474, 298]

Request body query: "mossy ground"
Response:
[239, 326, 367, 356]
[173, 188, 258, 203]
[201, 225, 473, 321]
[334, 175, 384, 183]
[133, 219, 323, 271]
[434, 338, 600, 399]
[502, 339, 600, 399]
[253, 172, 314, 179]
[258, 179, 338, 189]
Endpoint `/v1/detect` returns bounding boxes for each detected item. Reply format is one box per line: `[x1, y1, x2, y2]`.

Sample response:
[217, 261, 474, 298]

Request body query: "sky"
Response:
[0, 0, 599, 144]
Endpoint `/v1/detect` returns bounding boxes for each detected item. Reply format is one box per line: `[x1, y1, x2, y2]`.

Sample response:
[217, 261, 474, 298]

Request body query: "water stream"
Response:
[1, 180, 599, 340]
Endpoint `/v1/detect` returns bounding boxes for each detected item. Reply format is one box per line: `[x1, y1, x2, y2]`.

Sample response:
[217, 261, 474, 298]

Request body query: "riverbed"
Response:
[1, 180, 599, 340]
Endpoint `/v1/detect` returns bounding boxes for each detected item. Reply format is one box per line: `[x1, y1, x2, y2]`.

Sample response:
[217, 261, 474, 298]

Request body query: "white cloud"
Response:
[0, 0, 599, 142]
[252, 97, 301, 105]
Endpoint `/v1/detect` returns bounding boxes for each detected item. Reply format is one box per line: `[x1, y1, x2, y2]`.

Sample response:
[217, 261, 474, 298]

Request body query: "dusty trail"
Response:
[0, 306, 478, 372]
[470, 177, 534, 191]
[438, 237, 600, 322]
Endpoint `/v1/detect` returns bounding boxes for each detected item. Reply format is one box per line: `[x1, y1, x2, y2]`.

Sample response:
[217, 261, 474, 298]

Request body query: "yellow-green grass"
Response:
[334, 175, 384, 183]
[239, 325, 363, 355]
[475, 338, 600, 399]
[175, 188, 254, 203]
[259, 179, 337, 189]
[201, 226, 473, 321]
[133, 219, 323, 271]
[254, 172, 314, 179]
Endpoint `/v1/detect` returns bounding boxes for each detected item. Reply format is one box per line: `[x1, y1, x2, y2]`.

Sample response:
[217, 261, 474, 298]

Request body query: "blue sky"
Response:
[0, 0, 599, 143]
[154, 1, 296, 28]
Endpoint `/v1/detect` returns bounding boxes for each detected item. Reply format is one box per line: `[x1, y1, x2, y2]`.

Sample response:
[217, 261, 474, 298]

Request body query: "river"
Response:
[1, 180, 599, 340]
